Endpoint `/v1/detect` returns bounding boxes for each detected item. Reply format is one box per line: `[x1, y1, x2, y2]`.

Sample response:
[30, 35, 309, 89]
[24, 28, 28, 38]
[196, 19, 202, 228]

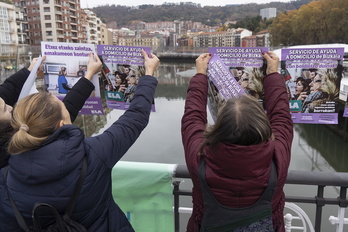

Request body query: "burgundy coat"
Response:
[181, 72, 293, 232]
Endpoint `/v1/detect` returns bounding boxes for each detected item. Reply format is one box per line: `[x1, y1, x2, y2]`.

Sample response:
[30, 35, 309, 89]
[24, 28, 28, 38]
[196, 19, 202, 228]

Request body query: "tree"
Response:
[269, 10, 297, 46]
[269, 0, 348, 46]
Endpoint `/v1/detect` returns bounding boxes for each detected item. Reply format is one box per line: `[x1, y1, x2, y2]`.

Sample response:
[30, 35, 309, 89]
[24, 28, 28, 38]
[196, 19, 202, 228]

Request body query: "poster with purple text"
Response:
[97, 45, 155, 112]
[41, 42, 103, 115]
[281, 47, 344, 124]
[207, 47, 268, 121]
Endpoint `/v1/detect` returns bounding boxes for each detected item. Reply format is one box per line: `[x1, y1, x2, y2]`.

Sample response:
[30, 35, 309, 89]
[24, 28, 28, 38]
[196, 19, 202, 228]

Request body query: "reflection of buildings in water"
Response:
[156, 62, 195, 99]
[73, 112, 109, 138]
[295, 124, 348, 172]
[158, 62, 195, 83]
[74, 88, 111, 137]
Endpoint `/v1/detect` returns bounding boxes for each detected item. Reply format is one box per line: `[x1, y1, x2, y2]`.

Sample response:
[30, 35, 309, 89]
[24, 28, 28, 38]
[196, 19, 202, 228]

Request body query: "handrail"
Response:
[173, 165, 348, 232]
[174, 165, 348, 186]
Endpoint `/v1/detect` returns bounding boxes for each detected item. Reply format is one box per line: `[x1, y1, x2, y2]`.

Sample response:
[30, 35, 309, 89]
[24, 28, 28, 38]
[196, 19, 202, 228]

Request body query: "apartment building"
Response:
[118, 33, 160, 50]
[256, 29, 270, 47]
[100, 23, 113, 45]
[0, 1, 29, 68]
[242, 35, 257, 47]
[12, 0, 87, 46]
[193, 28, 252, 48]
[84, 9, 101, 44]
[193, 31, 226, 48]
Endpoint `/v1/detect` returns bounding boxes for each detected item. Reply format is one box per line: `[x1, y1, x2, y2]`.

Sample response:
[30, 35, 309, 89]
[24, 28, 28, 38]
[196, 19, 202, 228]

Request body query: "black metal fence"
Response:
[173, 165, 348, 232]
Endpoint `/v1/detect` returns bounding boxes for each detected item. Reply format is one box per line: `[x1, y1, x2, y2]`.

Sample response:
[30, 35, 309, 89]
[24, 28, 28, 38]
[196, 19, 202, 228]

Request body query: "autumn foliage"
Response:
[270, 0, 348, 46]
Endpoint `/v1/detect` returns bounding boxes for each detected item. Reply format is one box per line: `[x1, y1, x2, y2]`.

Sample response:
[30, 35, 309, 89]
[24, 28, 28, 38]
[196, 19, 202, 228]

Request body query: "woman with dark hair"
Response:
[114, 71, 128, 93]
[182, 52, 293, 232]
[294, 77, 311, 100]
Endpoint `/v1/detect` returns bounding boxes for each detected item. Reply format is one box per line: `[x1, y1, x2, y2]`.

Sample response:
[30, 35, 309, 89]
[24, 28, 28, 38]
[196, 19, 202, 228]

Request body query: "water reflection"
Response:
[294, 124, 348, 172]
[86, 60, 199, 165]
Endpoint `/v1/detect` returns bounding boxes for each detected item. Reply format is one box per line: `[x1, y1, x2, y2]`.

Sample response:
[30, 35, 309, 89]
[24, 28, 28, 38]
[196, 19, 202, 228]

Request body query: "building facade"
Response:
[12, 0, 87, 47]
[260, 8, 277, 19]
[0, 1, 29, 69]
[118, 33, 160, 50]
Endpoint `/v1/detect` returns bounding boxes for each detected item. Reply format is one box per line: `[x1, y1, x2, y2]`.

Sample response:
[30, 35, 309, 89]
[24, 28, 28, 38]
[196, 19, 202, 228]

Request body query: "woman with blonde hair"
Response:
[1, 51, 160, 231]
[0, 54, 98, 168]
[305, 65, 342, 113]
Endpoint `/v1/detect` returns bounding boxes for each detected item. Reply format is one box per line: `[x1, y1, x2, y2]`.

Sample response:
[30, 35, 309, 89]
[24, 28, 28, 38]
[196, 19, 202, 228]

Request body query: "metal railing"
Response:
[173, 165, 348, 232]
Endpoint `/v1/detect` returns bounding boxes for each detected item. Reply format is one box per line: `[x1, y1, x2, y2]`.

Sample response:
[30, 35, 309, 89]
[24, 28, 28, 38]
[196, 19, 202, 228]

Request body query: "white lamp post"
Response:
[28, 51, 32, 63]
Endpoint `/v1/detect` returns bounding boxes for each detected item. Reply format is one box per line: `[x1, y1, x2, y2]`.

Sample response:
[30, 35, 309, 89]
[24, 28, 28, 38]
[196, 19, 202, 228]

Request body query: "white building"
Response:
[260, 8, 277, 19]
[84, 9, 102, 45]
[0, 2, 23, 67]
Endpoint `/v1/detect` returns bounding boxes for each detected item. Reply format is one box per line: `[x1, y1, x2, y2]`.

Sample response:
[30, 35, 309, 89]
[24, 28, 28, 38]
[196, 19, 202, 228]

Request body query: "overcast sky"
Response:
[81, 0, 293, 8]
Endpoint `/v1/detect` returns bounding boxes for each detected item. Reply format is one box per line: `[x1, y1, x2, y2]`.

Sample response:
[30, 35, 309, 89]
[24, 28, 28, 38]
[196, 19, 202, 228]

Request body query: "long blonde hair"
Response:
[8, 92, 63, 154]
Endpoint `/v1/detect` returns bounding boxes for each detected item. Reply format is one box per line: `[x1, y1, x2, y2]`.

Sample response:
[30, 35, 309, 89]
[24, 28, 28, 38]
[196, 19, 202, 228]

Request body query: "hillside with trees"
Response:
[270, 0, 348, 46]
[0, 0, 13, 4]
[89, 0, 312, 28]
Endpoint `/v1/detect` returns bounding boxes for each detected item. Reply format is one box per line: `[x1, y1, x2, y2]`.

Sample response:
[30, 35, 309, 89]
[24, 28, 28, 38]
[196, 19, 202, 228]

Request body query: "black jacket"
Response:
[0, 69, 94, 168]
[1, 75, 157, 231]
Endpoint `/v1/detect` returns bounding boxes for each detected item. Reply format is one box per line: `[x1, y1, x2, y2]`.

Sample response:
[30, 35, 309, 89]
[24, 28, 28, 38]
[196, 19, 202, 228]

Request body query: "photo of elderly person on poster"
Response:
[237, 67, 265, 100]
[301, 64, 342, 113]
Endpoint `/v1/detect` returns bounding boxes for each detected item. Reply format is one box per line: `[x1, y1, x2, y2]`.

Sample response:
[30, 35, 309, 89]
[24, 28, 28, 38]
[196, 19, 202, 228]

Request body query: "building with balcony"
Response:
[0, 2, 20, 69]
[193, 28, 251, 48]
[118, 32, 161, 51]
[256, 29, 270, 47]
[84, 9, 102, 45]
[12, 0, 87, 47]
[242, 35, 257, 47]
[100, 23, 113, 45]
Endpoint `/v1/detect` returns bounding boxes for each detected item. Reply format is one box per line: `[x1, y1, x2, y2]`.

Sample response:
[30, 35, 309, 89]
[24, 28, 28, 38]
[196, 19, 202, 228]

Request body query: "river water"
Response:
[2, 60, 348, 231]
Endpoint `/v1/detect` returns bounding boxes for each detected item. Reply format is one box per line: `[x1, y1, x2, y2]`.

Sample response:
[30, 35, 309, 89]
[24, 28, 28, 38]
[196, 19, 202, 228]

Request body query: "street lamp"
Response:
[28, 51, 32, 63]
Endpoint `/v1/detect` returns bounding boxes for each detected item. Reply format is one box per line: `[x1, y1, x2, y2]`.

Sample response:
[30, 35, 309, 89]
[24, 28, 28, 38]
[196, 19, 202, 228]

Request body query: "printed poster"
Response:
[97, 45, 155, 111]
[207, 47, 268, 121]
[344, 106, 348, 117]
[18, 56, 43, 101]
[281, 47, 344, 124]
[341, 75, 348, 117]
[41, 42, 104, 115]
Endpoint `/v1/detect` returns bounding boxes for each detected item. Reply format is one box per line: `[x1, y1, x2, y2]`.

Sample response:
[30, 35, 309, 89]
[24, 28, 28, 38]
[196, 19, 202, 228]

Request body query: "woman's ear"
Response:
[59, 120, 64, 128]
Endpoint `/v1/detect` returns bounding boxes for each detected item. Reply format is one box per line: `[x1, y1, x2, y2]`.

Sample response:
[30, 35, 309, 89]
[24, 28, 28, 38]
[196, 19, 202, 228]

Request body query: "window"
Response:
[45, 23, 52, 28]
[44, 15, 51, 20]
[44, 7, 50, 12]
